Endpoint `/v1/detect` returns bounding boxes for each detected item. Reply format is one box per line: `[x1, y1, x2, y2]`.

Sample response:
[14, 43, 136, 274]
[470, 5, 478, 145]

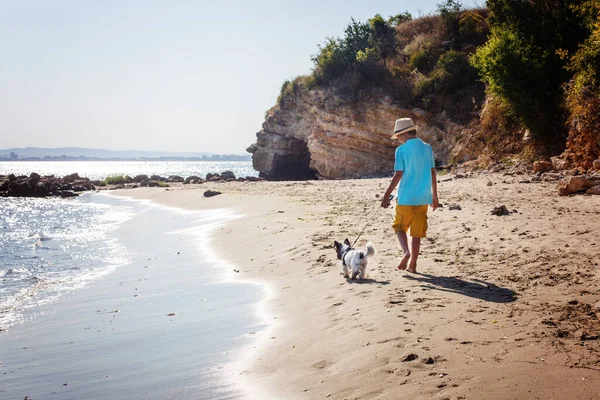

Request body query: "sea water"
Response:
[0, 193, 266, 399]
[0, 160, 258, 181]
[0, 196, 132, 329]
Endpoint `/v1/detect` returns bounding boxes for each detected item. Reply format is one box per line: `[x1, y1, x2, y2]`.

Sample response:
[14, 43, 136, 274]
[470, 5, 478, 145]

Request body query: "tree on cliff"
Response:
[470, 0, 590, 151]
[561, 0, 600, 169]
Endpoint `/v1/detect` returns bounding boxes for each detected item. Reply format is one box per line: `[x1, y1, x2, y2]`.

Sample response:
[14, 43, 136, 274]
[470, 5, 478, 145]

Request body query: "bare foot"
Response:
[398, 252, 410, 270]
[407, 262, 417, 273]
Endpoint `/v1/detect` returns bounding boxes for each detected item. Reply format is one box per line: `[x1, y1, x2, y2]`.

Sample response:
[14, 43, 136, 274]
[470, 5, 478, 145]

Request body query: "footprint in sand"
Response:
[311, 360, 329, 369]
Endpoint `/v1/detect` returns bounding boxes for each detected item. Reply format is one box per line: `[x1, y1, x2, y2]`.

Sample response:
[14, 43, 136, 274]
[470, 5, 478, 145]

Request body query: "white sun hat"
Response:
[391, 118, 417, 139]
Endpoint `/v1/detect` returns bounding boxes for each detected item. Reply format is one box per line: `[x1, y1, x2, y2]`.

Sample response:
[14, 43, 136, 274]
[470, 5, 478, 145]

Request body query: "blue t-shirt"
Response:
[394, 138, 435, 205]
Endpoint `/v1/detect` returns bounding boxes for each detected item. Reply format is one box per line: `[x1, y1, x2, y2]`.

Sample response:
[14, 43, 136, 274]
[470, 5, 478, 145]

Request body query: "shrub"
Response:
[388, 11, 412, 26]
[277, 76, 317, 104]
[102, 175, 128, 185]
[562, 0, 600, 169]
[390, 66, 414, 104]
[436, 0, 463, 37]
[312, 19, 375, 82]
[409, 49, 438, 73]
[459, 10, 486, 41]
[471, 0, 589, 147]
[435, 50, 479, 91]
[368, 14, 396, 59]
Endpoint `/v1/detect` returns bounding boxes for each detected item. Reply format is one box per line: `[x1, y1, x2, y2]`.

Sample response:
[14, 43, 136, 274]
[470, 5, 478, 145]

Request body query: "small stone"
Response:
[204, 190, 222, 197]
[401, 353, 418, 362]
[491, 205, 510, 216]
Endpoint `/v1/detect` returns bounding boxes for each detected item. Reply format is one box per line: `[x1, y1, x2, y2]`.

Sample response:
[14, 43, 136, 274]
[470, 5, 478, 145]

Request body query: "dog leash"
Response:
[350, 194, 394, 248]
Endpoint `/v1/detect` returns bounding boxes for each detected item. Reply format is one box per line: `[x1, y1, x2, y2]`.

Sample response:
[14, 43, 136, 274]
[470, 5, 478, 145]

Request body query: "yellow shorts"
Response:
[392, 205, 428, 237]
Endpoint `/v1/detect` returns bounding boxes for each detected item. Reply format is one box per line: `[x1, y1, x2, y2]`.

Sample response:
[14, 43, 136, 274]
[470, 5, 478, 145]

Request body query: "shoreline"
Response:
[113, 174, 600, 399]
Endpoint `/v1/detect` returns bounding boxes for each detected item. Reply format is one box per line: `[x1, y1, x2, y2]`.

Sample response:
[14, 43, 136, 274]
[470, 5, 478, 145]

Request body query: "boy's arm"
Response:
[381, 171, 403, 208]
[431, 168, 439, 210]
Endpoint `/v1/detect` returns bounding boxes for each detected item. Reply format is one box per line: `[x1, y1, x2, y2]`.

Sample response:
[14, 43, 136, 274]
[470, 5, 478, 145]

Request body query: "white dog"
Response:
[334, 239, 376, 280]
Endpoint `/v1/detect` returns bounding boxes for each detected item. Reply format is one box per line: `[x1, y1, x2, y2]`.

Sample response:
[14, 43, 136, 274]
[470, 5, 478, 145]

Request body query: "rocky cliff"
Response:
[248, 88, 462, 180]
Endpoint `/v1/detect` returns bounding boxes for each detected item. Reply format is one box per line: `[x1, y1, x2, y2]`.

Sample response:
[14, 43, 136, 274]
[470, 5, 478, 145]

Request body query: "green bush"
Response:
[102, 175, 128, 185]
[312, 18, 373, 81]
[436, 0, 463, 37]
[415, 51, 478, 96]
[562, 0, 600, 169]
[409, 50, 437, 73]
[277, 76, 317, 104]
[459, 10, 485, 41]
[471, 0, 589, 146]
[436, 50, 479, 91]
[388, 11, 412, 26]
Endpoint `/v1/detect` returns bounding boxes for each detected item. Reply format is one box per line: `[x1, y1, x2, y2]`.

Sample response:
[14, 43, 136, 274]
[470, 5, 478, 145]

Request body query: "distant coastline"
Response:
[0, 147, 251, 162]
[0, 155, 251, 162]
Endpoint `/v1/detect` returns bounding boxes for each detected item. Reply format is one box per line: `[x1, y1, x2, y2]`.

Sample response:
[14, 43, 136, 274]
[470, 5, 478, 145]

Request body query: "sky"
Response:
[0, 0, 480, 154]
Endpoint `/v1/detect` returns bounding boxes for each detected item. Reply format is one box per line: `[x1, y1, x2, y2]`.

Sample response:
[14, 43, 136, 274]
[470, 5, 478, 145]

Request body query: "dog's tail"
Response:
[365, 242, 376, 258]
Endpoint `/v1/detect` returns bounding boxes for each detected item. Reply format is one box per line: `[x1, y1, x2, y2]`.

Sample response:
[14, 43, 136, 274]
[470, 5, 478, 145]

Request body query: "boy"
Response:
[381, 118, 439, 273]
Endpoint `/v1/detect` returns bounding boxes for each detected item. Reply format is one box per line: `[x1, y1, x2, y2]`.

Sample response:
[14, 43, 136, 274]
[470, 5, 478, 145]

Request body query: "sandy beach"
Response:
[112, 172, 600, 399]
[2, 173, 598, 399]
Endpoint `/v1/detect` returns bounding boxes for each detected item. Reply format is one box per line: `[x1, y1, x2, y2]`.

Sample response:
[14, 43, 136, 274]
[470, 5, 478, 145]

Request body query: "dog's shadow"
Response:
[402, 273, 517, 303]
[346, 278, 390, 285]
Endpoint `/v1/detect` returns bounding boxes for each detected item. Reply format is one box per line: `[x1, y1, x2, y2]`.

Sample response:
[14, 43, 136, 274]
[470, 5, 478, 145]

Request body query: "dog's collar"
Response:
[341, 248, 351, 266]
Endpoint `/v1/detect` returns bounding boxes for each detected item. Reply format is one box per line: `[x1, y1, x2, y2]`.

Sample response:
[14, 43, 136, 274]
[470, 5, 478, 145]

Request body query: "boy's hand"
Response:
[431, 196, 439, 211]
[381, 196, 390, 208]
[381, 194, 394, 208]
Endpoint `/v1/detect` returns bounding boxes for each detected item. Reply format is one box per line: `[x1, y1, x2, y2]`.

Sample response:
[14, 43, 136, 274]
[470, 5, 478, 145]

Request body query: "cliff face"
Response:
[249, 88, 461, 180]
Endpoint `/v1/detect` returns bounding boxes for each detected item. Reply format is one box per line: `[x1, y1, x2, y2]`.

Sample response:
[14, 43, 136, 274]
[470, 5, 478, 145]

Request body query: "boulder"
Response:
[593, 159, 600, 170]
[220, 170, 236, 180]
[558, 176, 600, 196]
[29, 172, 41, 185]
[587, 185, 600, 195]
[62, 173, 81, 183]
[60, 191, 78, 198]
[551, 156, 571, 171]
[167, 175, 184, 182]
[8, 181, 34, 197]
[184, 175, 203, 184]
[206, 173, 222, 181]
[133, 174, 149, 182]
[533, 161, 553, 173]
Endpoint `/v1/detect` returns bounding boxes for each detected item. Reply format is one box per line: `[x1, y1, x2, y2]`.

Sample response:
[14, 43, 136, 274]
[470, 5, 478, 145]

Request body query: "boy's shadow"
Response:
[402, 273, 516, 303]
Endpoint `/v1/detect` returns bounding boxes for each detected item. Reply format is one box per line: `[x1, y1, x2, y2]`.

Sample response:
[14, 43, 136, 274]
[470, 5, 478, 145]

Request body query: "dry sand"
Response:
[117, 173, 600, 399]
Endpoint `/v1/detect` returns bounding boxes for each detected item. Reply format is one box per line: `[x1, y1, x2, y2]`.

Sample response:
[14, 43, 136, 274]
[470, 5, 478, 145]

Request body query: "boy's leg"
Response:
[408, 237, 421, 273]
[392, 205, 413, 270]
[396, 230, 410, 270]
[408, 205, 428, 273]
